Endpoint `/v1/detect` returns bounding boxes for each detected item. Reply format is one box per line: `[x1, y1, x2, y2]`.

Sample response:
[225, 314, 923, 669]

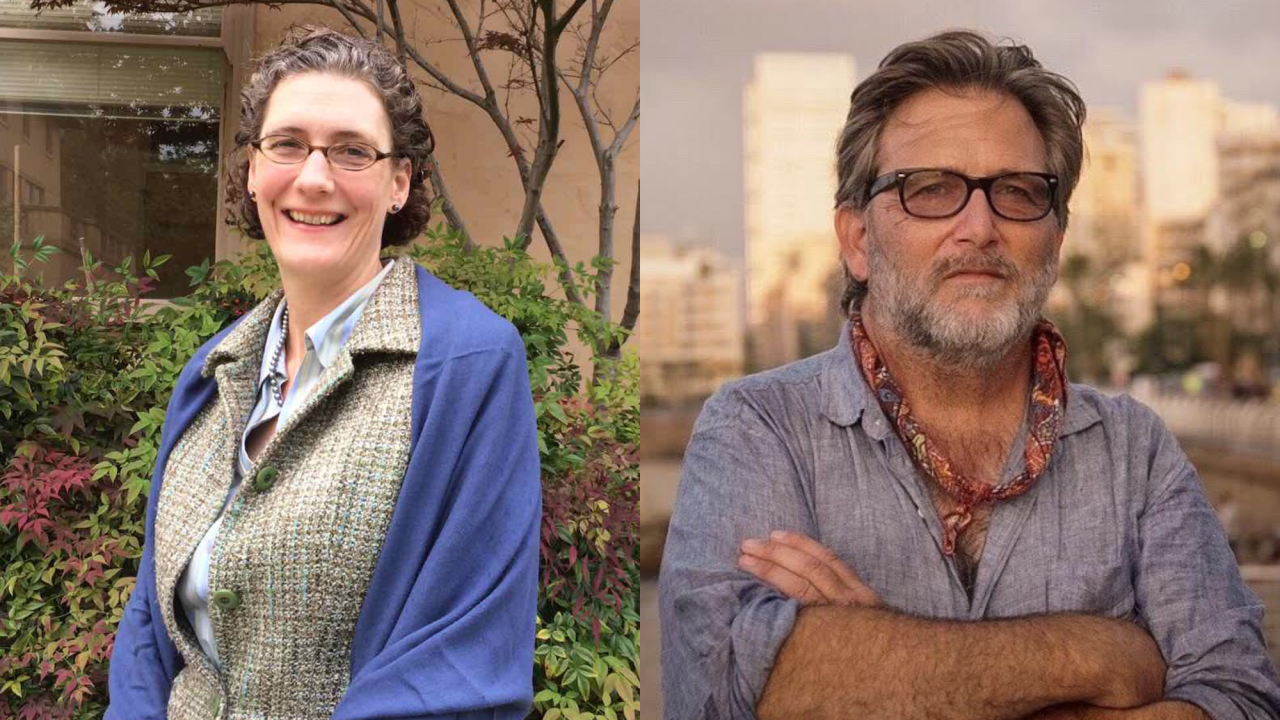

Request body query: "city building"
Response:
[0, 0, 637, 319]
[1069, 110, 1141, 266]
[743, 52, 854, 368]
[1055, 109, 1149, 335]
[1140, 71, 1222, 228]
[636, 237, 744, 405]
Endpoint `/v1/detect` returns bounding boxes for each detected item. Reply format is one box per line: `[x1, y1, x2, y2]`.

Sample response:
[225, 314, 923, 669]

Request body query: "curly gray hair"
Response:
[834, 30, 1086, 313]
[225, 25, 435, 248]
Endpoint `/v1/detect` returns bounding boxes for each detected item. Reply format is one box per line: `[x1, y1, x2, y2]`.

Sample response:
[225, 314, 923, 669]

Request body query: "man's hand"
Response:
[738, 531, 881, 607]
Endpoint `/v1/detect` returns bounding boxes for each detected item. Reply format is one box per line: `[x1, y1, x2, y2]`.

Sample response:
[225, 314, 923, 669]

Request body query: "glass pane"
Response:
[0, 0, 221, 36]
[0, 40, 225, 120]
[1, 47, 222, 298]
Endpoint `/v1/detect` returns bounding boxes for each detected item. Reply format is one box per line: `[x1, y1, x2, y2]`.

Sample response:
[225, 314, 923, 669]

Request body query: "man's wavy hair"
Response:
[834, 29, 1086, 313]
[225, 25, 435, 248]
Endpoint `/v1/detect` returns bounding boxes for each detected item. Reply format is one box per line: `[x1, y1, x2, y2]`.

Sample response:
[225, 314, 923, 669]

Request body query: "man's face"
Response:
[837, 88, 1065, 366]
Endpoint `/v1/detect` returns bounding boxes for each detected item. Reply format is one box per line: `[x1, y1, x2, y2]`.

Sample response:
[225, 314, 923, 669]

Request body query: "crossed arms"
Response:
[658, 385, 1280, 720]
[740, 531, 1199, 720]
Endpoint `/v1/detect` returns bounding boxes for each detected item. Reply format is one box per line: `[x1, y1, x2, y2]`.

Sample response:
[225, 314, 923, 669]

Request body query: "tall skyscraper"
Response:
[743, 53, 855, 368]
[1140, 72, 1222, 226]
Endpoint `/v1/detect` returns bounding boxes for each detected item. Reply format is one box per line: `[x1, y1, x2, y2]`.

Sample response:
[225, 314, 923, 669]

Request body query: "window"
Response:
[19, 178, 45, 206]
[0, 36, 224, 296]
[0, 0, 220, 35]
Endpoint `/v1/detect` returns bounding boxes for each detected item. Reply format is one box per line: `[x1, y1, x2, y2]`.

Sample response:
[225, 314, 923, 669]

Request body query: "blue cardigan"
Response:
[106, 265, 541, 719]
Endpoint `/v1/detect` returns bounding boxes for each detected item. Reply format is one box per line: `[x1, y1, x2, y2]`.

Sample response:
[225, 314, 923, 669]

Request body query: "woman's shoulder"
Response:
[410, 263, 524, 360]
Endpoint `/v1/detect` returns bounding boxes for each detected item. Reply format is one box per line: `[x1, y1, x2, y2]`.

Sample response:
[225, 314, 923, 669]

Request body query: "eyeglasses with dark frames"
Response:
[249, 134, 395, 171]
[867, 168, 1059, 222]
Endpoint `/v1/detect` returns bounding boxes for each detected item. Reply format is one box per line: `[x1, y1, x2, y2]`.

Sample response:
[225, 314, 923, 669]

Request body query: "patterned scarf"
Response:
[849, 313, 1069, 556]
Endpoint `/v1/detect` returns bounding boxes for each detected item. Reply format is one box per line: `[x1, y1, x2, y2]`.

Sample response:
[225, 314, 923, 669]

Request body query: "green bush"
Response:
[0, 227, 638, 720]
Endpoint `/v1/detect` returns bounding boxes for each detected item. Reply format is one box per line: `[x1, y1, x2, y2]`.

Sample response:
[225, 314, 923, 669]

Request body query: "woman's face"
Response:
[247, 71, 410, 285]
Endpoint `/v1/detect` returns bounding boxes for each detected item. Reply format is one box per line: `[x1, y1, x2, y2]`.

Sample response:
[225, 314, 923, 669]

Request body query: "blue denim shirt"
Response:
[659, 329, 1280, 720]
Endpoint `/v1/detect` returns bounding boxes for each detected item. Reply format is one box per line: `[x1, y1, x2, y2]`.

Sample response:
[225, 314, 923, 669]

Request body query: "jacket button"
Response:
[253, 465, 278, 492]
[211, 589, 241, 610]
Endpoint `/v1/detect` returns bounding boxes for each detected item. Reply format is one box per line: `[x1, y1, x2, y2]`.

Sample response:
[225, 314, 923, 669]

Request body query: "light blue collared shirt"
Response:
[176, 261, 395, 667]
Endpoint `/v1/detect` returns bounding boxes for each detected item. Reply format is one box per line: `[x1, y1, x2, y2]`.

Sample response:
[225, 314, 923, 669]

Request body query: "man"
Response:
[659, 30, 1280, 720]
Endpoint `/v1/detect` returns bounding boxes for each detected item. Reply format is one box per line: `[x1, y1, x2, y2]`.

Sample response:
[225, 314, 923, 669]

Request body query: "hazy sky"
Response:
[641, 0, 1280, 257]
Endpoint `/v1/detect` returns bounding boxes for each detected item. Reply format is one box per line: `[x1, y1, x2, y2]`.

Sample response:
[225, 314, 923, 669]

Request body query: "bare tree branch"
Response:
[349, 0, 596, 307]
[576, 0, 610, 95]
[617, 180, 639, 335]
[603, 180, 639, 359]
[513, 0, 591, 250]
[385, 0, 408, 66]
[609, 95, 639, 158]
[621, 180, 639, 333]
[426, 154, 474, 252]
[444, 0, 501, 106]
[333, 0, 367, 36]
[596, 39, 637, 76]
[550, 0, 588, 35]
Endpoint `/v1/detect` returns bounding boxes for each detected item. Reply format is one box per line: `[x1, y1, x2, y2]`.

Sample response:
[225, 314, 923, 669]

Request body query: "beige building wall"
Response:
[226, 0, 639, 331]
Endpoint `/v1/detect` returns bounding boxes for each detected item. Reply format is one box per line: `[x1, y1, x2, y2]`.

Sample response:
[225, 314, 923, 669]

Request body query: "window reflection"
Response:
[0, 42, 223, 297]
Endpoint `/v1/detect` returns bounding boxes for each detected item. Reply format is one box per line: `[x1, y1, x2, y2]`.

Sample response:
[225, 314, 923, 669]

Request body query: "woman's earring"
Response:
[390, 203, 401, 214]
[249, 189, 257, 201]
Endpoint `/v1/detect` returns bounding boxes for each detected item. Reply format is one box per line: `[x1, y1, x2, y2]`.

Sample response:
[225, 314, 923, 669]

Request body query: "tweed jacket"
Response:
[106, 258, 541, 719]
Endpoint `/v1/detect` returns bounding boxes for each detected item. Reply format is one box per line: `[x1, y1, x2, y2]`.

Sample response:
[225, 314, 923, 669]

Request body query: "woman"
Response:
[105, 26, 540, 719]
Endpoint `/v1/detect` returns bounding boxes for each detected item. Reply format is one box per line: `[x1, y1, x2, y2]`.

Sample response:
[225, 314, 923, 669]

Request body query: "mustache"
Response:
[930, 253, 1020, 283]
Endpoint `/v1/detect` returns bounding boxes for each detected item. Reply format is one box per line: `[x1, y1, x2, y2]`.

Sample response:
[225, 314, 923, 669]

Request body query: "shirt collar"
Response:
[204, 256, 421, 378]
[821, 320, 1101, 439]
[257, 260, 396, 386]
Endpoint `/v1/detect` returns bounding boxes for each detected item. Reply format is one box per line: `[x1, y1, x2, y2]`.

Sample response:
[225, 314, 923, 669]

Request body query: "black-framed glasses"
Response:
[868, 168, 1059, 221]
[249, 134, 394, 171]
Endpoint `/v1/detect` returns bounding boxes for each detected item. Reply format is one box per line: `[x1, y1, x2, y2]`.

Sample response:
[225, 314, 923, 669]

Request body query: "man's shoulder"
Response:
[1067, 382, 1169, 434]
[1062, 383, 1190, 483]
[698, 348, 843, 430]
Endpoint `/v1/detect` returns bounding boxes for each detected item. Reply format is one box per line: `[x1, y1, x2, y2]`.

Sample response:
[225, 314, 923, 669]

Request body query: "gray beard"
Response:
[866, 241, 1057, 371]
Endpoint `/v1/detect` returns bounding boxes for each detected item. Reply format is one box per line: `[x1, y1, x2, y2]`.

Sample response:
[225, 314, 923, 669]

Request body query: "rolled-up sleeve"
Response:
[1129, 401, 1280, 720]
[658, 385, 812, 720]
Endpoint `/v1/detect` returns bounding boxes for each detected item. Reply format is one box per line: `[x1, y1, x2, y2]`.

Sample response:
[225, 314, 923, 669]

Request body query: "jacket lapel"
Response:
[256, 257, 421, 451]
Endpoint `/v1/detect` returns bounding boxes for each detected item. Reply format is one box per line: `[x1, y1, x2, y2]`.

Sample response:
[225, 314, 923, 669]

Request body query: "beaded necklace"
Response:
[269, 304, 289, 406]
[849, 313, 1068, 556]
